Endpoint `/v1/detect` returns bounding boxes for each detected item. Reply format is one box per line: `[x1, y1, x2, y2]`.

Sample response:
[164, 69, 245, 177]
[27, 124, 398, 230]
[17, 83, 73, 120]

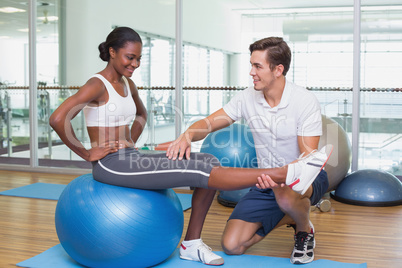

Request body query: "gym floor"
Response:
[0, 170, 401, 268]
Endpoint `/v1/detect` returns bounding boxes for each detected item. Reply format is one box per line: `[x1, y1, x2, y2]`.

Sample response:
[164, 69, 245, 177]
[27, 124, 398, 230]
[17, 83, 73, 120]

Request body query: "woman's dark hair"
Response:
[98, 27, 142, 62]
[249, 37, 291, 76]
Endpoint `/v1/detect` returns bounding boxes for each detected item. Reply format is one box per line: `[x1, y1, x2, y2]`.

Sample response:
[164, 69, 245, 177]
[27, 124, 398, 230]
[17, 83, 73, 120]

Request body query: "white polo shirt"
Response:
[223, 80, 322, 168]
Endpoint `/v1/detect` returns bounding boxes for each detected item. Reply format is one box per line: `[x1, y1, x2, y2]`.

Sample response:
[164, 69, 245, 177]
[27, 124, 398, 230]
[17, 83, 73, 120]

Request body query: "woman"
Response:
[50, 26, 331, 266]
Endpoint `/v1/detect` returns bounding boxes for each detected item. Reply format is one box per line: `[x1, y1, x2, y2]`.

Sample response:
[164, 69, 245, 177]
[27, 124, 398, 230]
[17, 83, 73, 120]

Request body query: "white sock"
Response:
[182, 238, 202, 247]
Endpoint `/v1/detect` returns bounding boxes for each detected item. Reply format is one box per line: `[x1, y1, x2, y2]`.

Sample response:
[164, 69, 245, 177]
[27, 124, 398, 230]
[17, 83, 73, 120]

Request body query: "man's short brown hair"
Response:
[249, 37, 291, 76]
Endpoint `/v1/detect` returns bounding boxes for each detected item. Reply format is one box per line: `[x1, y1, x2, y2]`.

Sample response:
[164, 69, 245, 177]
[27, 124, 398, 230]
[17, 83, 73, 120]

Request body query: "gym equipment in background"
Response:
[331, 169, 402, 206]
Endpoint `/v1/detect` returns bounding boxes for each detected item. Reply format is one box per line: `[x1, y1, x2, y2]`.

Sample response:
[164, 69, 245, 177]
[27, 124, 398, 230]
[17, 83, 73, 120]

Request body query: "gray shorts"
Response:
[92, 148, 220, 189]
[228, 170, 329, 237]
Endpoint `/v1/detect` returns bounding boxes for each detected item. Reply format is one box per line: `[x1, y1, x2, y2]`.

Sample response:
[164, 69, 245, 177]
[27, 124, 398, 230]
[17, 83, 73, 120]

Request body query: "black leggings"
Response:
[92, 147, 220, 189]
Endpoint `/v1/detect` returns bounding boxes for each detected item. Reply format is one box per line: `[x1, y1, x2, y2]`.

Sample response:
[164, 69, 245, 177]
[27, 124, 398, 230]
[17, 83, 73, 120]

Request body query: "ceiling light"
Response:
[18, 28, 41, 32]
[37, 16, 58, 22]
[0, 7, 26, 13]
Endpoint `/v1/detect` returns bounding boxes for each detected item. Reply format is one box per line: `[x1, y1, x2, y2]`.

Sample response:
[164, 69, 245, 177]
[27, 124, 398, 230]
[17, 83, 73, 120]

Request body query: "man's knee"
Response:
[221, 233, 245, 255]
[221, 219, 263, 255]
[274, 188, 294, 210]
[275, 187, 309, 212]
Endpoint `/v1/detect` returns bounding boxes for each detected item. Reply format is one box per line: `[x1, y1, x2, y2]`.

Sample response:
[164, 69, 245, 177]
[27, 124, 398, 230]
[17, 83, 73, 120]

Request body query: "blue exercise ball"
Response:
[331, 169, 402, 206]
[55, 174, 184, 268]
[200, 124, 258, 207]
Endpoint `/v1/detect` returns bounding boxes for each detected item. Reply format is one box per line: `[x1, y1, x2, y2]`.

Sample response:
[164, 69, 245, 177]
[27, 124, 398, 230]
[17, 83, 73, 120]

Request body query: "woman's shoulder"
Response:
[81, 72, 110, 89]
[74, 75, 107, 101]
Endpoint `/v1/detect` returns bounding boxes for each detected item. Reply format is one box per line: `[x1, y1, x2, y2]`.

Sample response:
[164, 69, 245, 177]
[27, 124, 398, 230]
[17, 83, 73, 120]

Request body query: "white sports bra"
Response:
[83, 74, 136, 127]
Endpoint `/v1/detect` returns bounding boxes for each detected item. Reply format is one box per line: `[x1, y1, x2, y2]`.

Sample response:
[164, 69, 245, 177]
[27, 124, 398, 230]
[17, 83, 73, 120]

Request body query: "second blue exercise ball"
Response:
[200, 123, 258, 168]
[201, 124, 258, 207]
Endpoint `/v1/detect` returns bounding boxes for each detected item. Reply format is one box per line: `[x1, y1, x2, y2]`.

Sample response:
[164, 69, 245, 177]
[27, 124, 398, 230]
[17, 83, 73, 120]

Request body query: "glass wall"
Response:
[0, 0, 30, 165]
[360, 6, 402, 174]
[0, 0, 401, 176]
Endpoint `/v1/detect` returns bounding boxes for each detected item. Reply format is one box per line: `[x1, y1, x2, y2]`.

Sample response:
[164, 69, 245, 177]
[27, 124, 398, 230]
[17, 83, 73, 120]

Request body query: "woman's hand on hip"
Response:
[88, 141, 121, 161]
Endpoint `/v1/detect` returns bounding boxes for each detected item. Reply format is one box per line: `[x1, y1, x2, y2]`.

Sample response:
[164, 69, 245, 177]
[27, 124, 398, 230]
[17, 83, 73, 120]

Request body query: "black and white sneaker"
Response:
[290, 223, 315, 264]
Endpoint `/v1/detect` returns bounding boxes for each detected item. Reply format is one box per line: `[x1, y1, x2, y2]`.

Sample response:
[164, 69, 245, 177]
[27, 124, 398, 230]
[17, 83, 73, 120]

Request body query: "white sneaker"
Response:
[180, 239, 224, 266]
[286, 145, 334, 195]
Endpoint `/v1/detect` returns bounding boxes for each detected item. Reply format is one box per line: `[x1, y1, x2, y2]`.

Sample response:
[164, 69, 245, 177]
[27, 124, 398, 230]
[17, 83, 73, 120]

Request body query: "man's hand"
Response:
[256, 174, 286, 190]
[166, 133, 192, 160]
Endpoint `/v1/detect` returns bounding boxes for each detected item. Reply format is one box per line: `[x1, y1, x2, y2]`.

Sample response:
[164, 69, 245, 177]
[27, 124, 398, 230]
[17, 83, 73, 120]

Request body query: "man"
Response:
[168, 37, 330, 264]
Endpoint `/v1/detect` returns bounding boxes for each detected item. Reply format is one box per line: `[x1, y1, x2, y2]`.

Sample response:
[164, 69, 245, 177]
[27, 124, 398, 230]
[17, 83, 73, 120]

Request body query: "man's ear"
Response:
[275, 64, 284, 77]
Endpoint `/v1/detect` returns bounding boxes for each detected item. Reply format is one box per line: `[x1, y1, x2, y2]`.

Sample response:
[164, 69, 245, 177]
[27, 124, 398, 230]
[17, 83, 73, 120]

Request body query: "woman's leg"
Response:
[209, 144, 333, 194]
[145, 153, 289, 191]
[94, 146, 330, 192]
[208, 165, 287, 190]
[183, 187, 217, 240]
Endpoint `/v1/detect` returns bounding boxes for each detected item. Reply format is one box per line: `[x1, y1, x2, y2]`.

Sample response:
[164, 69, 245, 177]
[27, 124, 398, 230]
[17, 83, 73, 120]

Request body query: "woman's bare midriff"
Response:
[87, 125, 134, 149]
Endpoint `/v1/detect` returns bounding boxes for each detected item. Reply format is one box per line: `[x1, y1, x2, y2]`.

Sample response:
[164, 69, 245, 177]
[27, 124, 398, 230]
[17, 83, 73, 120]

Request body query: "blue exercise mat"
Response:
[0, 183, 66, 200]
[0, 182, 192, 211]
[17, 244, 366, 268]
